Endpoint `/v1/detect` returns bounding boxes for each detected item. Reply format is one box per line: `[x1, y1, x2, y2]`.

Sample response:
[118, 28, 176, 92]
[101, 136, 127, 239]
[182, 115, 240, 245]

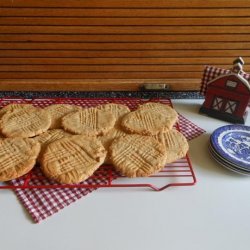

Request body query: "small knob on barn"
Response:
[232, 57, 244, 73]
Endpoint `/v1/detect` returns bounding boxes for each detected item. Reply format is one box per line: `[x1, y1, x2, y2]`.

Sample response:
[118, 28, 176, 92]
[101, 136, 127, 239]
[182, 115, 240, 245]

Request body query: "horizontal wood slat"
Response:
[1, 42, 250, 50]
[0, 72, 208, 79]
[1, 34, 250, 43]
[1, 17, 250, 26]
[0, 0, 249, 8]
[0, 50, 249, 58]
[0, 79, 200, 91]
[1, 26, 250, 34]
[3, 65, 250, 72]
[1, 8, 250, 17]
[1, 57, 247, 65]
[0, 0, 249, 91]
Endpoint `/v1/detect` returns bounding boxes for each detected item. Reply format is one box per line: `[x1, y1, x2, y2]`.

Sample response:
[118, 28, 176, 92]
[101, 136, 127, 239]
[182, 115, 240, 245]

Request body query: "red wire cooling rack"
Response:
[0, 97, 196, 191]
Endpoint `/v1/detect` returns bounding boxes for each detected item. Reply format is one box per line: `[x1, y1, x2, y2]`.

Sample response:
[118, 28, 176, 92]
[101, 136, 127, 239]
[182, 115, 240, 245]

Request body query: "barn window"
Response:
[226, 80, 237, 88]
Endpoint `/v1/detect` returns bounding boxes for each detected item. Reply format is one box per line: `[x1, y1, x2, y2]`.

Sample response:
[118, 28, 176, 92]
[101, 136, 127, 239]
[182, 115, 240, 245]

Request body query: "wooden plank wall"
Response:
[0, 0, 250, 91]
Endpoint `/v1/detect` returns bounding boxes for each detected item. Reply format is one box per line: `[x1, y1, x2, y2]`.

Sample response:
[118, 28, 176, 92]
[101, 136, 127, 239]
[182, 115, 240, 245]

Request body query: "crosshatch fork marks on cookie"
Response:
[0, 97, 201, 191]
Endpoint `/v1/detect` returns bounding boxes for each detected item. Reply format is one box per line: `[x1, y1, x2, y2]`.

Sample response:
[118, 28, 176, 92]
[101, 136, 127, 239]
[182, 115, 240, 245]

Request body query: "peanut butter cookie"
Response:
[0, 103, 37, 119]
[0, 108, 51, 138]
[41, 135, 106, 184]
[110, 134, 167, 177]
[44, 104, 80, 129]
[35, 129, 72, 162]
[121, 108, 174, 136]
[97, 103, 130, 124]
[138, 102, 178, 129]
[153, 129, 189, 164]
[99, 127, 128, 164]
[62, 108, 115, 136]
[0, 138, 40, 181]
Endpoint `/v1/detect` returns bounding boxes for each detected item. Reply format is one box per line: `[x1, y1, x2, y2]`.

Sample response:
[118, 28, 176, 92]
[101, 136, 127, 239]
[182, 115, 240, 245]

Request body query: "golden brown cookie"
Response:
[110, 134, 167, 177]
[99, 127, 128, 164]
[153, 129, 189, 164]
[41, 135, 106, 184]
[0, 138, 40, 181]
[97, 103, 130, 124]
[44, 104, 80, 129]
[121, 107, 175, 136]
[0, 103, 37, 119]
[35, 129, 72, 162]
[138, 102, 178, 129]
[0, 108, 51, 138]
[62, 108, 115, 136]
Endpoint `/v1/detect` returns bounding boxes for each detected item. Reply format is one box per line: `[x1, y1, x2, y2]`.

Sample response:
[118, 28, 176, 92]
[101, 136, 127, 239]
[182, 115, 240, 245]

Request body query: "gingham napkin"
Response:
[200, 65, 250, 96]
[2, 98, 205, 223]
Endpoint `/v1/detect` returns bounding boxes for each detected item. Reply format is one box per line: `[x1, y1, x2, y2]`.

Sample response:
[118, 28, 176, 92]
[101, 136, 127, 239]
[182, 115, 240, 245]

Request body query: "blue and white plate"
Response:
[210, 125, 250, 170]
[209, 140, 250, 171]
[209, 145, 250, 176]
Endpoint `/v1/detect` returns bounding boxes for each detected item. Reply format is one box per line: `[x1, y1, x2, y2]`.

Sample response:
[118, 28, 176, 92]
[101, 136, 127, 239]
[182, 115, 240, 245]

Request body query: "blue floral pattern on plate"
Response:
[210, 125, 250, 170]
[209, 145, 250, 176]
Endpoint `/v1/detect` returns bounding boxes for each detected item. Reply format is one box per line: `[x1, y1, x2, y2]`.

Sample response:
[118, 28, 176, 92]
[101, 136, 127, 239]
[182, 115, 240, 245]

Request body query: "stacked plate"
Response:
[209, 125, 250, 175]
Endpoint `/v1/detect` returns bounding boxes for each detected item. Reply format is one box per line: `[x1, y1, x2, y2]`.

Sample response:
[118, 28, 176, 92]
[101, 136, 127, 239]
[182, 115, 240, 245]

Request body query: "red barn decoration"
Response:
[199, 57, 250, 124]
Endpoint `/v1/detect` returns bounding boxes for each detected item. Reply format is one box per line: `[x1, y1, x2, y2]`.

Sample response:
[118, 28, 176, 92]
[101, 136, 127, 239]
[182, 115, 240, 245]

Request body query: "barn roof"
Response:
[208, 72, 250, 91]
[200, 65, 250, 95]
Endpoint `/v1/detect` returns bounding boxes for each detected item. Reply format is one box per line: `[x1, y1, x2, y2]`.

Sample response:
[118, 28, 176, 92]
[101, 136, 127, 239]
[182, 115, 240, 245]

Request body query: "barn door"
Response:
[224, 100, 238, 114]
[211, 97, 224, 111]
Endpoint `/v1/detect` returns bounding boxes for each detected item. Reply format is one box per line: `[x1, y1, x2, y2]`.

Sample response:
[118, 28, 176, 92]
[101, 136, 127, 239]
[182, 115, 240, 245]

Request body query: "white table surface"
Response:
[1, 99, 250, 250]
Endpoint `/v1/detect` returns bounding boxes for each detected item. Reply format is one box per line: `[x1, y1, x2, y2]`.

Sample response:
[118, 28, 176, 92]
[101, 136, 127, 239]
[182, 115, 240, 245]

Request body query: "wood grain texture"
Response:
[1, 34, 250, 43]
[0, 50, 249, 58]
[1, 57, 246, 65]
[1, 26, 250, 34]
[0, 0, 249, 91]
[0, 0, 249, 8]
[1, 17, 250, 26]
[1, 42, 250, 50]
[0, 72, 204, 79]
[1, 8, 250, 17]
[2, 65, 247, 72]
[0, 79, 200, 91]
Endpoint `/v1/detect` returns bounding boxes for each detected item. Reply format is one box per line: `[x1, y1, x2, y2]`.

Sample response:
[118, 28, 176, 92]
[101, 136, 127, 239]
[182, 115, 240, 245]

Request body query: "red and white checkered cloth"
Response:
[200, 65, 250, 96]
[0, 98, 205, 223]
